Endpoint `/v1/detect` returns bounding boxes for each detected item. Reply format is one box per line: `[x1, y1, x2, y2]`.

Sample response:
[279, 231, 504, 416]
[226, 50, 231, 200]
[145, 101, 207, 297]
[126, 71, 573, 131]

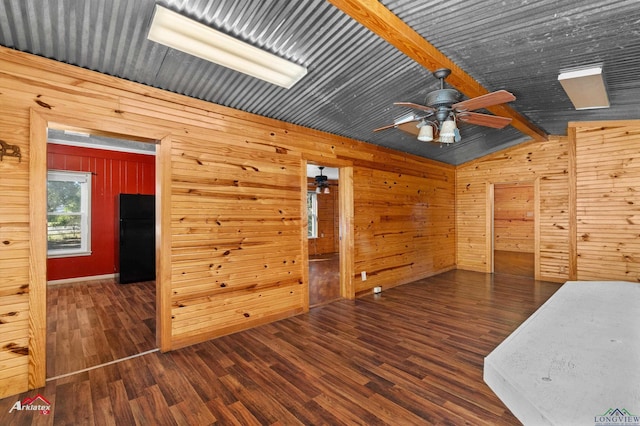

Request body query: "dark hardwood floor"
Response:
[2, 270, 561, 425]
[46, 278, 156, 379]
[309, 252, 341, 307]
[493, 250, 535, 278]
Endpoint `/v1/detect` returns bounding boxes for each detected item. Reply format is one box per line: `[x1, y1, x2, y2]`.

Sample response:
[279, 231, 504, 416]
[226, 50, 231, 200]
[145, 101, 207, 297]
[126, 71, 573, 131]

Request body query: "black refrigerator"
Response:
[118, 193, 155, 284]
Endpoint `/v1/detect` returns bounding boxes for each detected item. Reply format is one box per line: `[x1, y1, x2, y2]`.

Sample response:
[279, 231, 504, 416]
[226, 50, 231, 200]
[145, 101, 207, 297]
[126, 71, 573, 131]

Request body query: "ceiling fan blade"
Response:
[373, 122, 400, 132]
[452, 90, 515, 112]
[374, 115, 419, 132]
[394, 102, 436, 113]
[397, 121, 420, 136]
[457, 112, 512, 129]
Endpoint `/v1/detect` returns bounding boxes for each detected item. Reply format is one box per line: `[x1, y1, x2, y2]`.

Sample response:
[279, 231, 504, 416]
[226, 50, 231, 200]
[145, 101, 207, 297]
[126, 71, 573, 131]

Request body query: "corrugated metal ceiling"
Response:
[1, 0, 639, 164]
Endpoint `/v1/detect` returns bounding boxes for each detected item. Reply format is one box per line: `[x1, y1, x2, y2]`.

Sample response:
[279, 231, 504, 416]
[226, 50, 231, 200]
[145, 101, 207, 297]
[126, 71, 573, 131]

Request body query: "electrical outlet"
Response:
[373, 286, 382, 294]
[361, 271, 367, 281]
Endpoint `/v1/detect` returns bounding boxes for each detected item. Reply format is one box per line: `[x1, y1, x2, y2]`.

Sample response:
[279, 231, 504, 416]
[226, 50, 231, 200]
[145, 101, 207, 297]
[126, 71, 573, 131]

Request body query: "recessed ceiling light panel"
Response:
[558, 65, 610, 110]
[147, 5, 307, 89]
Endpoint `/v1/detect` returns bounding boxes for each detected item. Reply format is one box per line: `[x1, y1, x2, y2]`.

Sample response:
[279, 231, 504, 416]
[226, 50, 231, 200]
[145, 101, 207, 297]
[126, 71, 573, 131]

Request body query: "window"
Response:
[307, 191, 318, 238]
[47, 170, 92, 257]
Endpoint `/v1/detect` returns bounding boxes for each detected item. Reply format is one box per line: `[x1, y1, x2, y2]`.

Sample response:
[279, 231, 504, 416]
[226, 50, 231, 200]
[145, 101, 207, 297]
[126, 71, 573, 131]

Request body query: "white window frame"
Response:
[307, 191, 318, 239]
[47, 170, 92, 258]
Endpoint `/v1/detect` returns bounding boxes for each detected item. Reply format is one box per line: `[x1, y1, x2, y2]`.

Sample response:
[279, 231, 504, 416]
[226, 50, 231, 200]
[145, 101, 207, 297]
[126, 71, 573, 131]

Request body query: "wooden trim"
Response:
[328, 0, 548, 143]
[305, 156, 356, 300]
[300, 159, 310, 311]
[304, 153, 352, 168]
[28, 110, 48, 389]
[156, 135, 172, 352]
[27, 111, 167, 385]
[453, 169, 458, 269]
[486, 182, 494, 273]
[568, 126, 578, 280]
[534, 177, 541, 280]
[339, 166, 355, 299]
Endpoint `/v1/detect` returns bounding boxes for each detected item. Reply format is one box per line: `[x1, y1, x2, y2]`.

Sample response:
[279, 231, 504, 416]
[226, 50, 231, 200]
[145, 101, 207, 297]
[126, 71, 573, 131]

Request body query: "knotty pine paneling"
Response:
[353, 167, 455, 294]
[0, 69, 32, 398]
[574, 122, 640, 282]
[0, 47, 455, 398]
[456, 137, 570, 281]
[169, 134, 306, 343]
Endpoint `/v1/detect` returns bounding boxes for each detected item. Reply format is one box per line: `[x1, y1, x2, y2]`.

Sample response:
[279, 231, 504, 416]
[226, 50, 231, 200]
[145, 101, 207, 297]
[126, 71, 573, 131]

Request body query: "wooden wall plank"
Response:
[353, 167, 455, 294]
[26, 110, 48, 391]
[573, 122, 640, 282]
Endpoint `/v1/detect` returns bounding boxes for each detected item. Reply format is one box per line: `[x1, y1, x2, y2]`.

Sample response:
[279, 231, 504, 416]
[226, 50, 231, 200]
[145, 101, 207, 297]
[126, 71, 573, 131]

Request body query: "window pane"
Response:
[47, 214, 82, 250]
[307, 192, 318, 238]
[48, 180, 81, 214]
[47, 170, 92, 257]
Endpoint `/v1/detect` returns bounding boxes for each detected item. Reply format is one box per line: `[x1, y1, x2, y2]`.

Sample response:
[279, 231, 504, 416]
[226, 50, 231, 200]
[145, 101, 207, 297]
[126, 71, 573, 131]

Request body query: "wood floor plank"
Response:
[0, 270, 561, 424]
[92, 397, 116, 426]
[128, 384, 176, 426]
[107, 379, 136, 426]
[46, 279, 156, 378]
[169, 397, 217, 426]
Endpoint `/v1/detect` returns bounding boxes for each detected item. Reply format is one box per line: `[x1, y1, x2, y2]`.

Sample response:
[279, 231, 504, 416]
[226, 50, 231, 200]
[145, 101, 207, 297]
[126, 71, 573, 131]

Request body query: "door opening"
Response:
[493, 182, 535, 277]
[45, 128, 159, 379]
[307, 164, 341, 307]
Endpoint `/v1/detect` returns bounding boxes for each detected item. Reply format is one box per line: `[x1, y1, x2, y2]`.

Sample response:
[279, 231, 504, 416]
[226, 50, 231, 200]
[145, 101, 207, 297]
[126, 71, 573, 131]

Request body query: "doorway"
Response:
[493, 182, 535, 277]
[44, 129, 158, 379]
[28, 112, 169, 389]
[307, 164, 341, 307]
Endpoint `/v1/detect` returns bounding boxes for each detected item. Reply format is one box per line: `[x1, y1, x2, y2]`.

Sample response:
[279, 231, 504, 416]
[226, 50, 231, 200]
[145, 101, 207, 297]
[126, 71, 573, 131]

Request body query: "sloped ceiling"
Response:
[1, 0, 639, 164]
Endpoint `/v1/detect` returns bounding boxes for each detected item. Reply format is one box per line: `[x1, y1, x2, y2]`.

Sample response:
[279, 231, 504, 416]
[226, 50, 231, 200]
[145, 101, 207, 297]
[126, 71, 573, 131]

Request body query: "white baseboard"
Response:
[47, 273, 117, 286]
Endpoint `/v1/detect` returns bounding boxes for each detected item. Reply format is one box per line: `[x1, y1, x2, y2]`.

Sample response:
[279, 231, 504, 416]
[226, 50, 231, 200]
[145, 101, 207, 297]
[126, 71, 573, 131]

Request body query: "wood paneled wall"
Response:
[353, 166, 455, 295]
[456, 136, 571, 281]
[457, 122, 640, 284]
[573, 121, 640, 282]
[0, 47, 455, 398]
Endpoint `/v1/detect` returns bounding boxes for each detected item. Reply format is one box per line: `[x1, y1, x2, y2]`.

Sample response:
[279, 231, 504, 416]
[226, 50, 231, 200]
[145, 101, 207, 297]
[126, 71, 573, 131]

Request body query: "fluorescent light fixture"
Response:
[147, 5, 307, 89]
[558, 65, 610, 110]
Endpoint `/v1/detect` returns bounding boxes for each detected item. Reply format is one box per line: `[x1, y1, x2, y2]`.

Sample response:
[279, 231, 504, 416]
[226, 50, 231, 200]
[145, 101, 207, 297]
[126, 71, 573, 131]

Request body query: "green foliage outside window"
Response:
[47, 171, 91, 255]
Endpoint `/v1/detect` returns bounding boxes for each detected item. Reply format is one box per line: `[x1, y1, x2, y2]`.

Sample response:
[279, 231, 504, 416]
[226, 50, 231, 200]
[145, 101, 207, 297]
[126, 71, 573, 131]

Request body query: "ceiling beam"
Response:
[328, 0, 548, 142]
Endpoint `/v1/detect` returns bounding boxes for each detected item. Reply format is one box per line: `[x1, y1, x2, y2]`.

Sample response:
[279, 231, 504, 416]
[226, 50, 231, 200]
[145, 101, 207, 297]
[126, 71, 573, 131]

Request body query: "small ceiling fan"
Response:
[374, 68, 515, 144]
[309, 166, 334, 194]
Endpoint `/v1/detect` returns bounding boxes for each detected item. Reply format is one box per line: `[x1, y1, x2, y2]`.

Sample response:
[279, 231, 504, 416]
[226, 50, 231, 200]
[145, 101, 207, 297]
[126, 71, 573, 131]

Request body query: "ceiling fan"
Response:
[374, 68, 516, 144]
[309, 166, 334, 194]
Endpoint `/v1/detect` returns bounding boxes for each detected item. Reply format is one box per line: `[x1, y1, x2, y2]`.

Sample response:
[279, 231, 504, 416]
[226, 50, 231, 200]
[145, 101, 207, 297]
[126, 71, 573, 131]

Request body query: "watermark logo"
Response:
[595, 408, 640, 426]
[9, 394, 51, 415]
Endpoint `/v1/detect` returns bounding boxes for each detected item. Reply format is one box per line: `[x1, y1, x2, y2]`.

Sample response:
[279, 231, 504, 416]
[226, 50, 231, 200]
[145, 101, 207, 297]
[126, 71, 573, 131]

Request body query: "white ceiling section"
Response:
[307, 165, 339, 180]
[2, 0, 639, 164]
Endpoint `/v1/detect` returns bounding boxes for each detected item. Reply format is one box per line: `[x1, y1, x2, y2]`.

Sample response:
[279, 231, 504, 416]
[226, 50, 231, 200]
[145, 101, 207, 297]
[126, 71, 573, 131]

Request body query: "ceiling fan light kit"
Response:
[439, 118, 458, 144]
[375, 68, 515, 144]
[147, 5, 307, 89]
[417, 122, 434, 142]
[314, 166, 330, 194]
